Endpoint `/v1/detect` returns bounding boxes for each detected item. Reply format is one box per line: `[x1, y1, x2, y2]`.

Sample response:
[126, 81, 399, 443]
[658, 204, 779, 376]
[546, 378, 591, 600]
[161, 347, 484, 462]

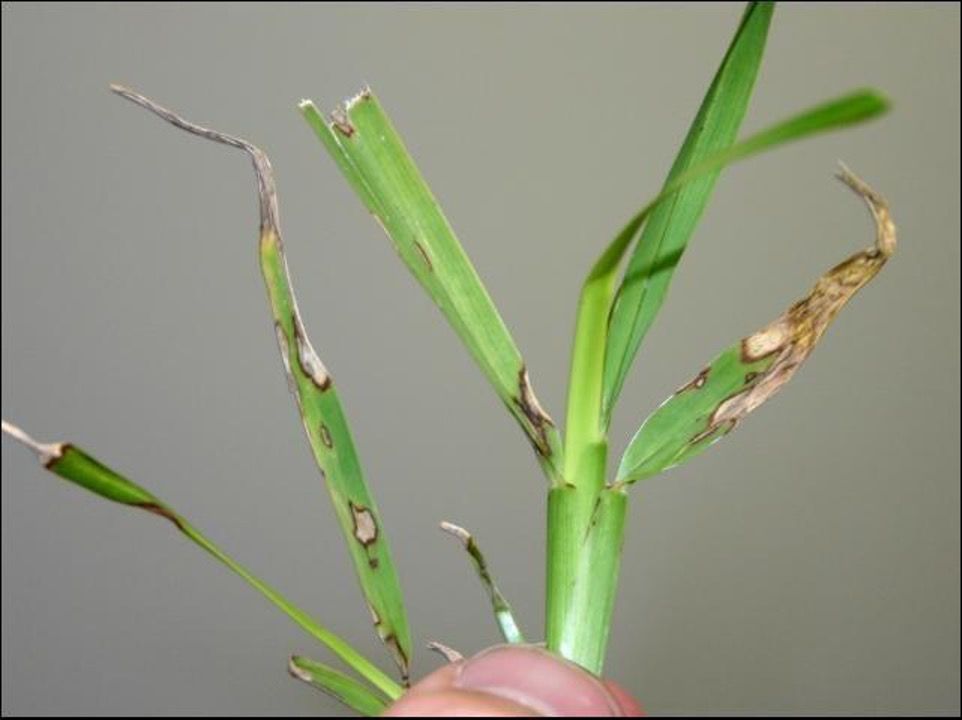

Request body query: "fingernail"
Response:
[454, 645, 623, 716]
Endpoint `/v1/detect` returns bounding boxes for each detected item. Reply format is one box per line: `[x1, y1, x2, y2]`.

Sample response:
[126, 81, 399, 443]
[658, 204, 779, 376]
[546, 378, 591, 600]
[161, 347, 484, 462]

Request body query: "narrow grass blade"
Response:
[110, 86, 412, 680]
[616, 166, 896, 485]
[602, 1, 774, 425]
[288, 655, 390, 716]
[440, 521, 524, 644]
[300, 93, 564, 483]
[1, 421, 403, 701]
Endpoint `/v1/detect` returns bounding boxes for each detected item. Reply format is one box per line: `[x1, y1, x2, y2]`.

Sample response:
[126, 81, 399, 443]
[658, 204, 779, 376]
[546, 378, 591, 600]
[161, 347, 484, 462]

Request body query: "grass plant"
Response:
[3, 3, 896, 713]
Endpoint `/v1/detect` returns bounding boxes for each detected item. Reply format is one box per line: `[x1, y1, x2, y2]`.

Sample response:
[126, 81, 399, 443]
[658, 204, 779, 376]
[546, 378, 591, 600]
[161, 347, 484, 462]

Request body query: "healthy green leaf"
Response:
[616, 166, 896, 485]
[602, 1, 774, 426]
[300, 93, 564, 484]
[110, 86, 412, 681]
[0, 421, 403, 702]
[289, 655, 390, 716]
[440, 521, 524, 644]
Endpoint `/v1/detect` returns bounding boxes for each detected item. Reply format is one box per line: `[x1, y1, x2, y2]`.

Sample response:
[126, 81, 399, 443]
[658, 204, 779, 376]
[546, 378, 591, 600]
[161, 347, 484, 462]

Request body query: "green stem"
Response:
[546, 185, 624, 671]
[546, 485, 627, 674]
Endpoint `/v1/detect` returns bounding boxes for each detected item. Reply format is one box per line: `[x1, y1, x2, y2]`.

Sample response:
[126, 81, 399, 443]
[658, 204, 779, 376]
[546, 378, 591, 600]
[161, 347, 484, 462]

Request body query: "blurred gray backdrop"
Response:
[2, 2, 959, 716]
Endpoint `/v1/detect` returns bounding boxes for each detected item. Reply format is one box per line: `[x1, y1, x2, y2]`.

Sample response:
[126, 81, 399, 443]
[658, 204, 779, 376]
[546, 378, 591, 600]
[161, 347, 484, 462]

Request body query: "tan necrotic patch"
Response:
[319, 423, 333, 449]
[678, 366, 710, 393]
[349, 501, 379, 568]
[514, 366, 555, 458]
[413, 240, 433, 272]
[688, 166, 896, 453]
[329, 107, 354, 137]
[292, 314, 331, 391]
[274, 322, 297, 394]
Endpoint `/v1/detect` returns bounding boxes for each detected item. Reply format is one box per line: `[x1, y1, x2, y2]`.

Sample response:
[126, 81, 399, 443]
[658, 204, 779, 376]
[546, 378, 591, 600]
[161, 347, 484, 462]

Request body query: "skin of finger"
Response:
[452, 645, 625, 716]
[383, 645, 642, 717]
[603, 680, 645, 717]
[382, 687, 537, 717]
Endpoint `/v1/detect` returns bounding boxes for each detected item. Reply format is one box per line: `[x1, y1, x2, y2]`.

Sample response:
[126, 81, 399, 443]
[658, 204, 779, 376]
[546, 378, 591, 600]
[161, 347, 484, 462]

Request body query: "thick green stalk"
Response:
[0, 421, 403, 702]
[548, 227, 621, 669]
[546, 486, 627, 674]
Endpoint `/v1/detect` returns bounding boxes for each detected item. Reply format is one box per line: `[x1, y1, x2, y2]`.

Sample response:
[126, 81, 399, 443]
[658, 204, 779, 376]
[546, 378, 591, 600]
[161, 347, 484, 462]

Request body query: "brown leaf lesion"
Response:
[318, 423, 334, 449]
[678, 366, 711, 393]
[349, 501, 380, 568]
[694, 165, 896, 445]
[513, 366, 556, 459]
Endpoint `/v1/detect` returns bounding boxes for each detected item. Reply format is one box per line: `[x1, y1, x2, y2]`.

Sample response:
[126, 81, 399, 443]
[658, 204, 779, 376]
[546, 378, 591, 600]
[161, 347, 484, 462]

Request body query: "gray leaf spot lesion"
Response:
[330, 106, 355, 137]
[413, 240, 433, 272]
[740, 320, 791, 363]
[385, 634, 410, 685]
[292, 314, 331, 391]
[677, 366, 710, 393]
[684, 168, 897, 454]
[349, 501, 379, 568]
[514, 366, 555, 458]
[319, 423, 333, 449]
[367, 602, 382, 628]
[274, 322, 297, 395]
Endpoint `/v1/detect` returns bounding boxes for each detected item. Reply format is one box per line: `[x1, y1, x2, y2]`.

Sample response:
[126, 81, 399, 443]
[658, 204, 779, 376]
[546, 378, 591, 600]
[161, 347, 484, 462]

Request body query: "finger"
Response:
[603, 680, 645, 717]
[452, 645, 625, 716]
[382, 688, 538, 716]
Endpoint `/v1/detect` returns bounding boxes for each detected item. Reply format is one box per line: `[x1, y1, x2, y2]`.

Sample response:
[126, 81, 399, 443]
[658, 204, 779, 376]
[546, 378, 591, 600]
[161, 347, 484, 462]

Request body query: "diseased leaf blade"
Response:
[602, 1, 774, 425]
[289, 655, 390, 716]
[566, 87, 888, 464]
[0, 423, 403, 702]
[300, 93, 563, 483]
[616, 167, 896, 485]
[111, 86, 412, 681]
[440, 521, 525, 644]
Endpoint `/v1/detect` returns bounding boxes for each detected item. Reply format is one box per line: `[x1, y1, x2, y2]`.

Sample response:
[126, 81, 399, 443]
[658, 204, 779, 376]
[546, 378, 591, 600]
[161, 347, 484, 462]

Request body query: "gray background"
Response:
[2, 2, 959, 716]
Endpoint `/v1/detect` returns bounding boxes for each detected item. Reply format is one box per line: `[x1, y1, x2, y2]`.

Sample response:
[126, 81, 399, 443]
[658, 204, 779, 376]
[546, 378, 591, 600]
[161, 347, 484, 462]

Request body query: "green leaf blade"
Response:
[111, 86, 412, 682]
[602, 1, 774, 424]
[440, 521, 525, 644]
[1, 424, 403, 702]
[616, 167, 896, 485]
[289, 655, 390, 716]
[261, 239, 412, 680]
[300, 93, 564, 483]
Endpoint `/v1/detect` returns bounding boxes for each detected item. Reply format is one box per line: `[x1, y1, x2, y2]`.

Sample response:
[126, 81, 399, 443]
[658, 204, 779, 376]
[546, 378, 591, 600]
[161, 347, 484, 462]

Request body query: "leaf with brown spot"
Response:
[616, 166, 896, 486]
[288, 656, 389, 716]
[300, 92, 564, 483]
[110, 86, 412, 681]
[0, 421, 404, 703]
